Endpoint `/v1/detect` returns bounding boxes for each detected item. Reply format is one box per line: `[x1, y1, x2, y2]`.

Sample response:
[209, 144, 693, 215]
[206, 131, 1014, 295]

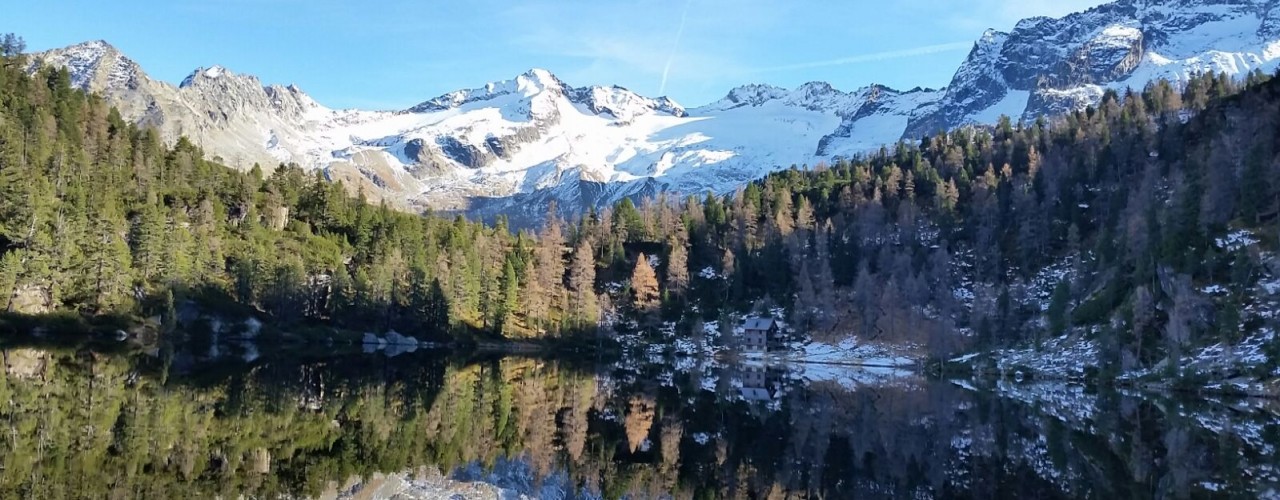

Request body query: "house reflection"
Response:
[734, 364, 786, 404]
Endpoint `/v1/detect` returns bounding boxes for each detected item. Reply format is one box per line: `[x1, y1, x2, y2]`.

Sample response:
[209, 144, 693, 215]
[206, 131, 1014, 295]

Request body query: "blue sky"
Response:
[7, 0, 1107, 109]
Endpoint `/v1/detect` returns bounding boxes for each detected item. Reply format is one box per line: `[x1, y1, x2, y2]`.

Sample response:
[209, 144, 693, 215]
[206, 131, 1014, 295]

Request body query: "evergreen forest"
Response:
[3, 34, 1280, 379]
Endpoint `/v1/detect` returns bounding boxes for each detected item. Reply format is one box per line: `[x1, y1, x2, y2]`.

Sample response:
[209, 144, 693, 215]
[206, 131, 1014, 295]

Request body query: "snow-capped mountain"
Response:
[904, 0, 1280, 137]
[27, 0, 1280, 222]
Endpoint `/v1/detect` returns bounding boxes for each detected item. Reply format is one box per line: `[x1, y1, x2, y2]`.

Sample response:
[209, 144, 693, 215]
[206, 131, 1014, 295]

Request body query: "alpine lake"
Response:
[1, 334, 1278, 500]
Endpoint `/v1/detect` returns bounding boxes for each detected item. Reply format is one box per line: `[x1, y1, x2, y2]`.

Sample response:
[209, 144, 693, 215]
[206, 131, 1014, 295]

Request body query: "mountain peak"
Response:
[179, 64, 263, 89]
[31, 39, 144, 92]
[70, 39, 116, 53]
[38, 39, 120, 63]
[513, 67, 563, 94]
[978, 28, 1008, 45]
[796, 81, 838, 94]
[202, 65, 227, 78]
[566, 83, 687, 119]
[718, 83, 790, 107]
[407, 68, 565, 113]
[1013, 16, 1052, 31]
[520, 68, 559, 84]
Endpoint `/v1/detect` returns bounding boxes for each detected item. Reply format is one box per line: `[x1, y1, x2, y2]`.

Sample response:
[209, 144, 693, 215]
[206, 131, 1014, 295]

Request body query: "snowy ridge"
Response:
[29, 0, 1280, 220]
[906, 0, 1280, 137]
[32, 39, 144, 91]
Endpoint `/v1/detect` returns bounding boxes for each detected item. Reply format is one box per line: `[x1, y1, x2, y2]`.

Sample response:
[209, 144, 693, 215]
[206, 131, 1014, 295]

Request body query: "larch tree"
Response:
[631, 252, 660, 315]
[567, 239, 597, 329]
[531, 207, 566, 330]
[664, 231, 689, 298]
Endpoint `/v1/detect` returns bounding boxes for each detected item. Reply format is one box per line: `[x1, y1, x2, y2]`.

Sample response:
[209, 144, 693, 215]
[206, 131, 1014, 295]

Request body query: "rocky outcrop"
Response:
[7, 284, 52, 314]
[905, 0, 1280, 138]
[3, 348, 49, 379]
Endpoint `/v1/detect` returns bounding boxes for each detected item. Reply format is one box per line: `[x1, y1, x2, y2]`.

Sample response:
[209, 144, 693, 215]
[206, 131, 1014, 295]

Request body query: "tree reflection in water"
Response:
[0, 345, 1277, 499]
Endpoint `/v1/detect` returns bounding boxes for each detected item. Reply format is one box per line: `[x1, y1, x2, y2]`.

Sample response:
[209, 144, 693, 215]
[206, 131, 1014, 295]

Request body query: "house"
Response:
[740, 317, 779, 352]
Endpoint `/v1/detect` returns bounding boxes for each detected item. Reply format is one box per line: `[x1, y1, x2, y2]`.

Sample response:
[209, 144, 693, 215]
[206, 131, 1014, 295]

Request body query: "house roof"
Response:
[742, 317, 776, 330]
[739, 387, 773, 401]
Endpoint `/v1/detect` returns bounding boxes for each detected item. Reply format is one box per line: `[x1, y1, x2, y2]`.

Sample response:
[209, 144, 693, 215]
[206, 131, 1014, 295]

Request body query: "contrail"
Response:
[758, 41, 973, 72]
[659, 0, 694, 95]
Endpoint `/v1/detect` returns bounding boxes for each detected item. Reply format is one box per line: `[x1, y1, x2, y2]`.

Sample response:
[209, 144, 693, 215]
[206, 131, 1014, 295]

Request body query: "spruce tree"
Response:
[498, 258, 519, 332]
[1047, 280, 1071, 337]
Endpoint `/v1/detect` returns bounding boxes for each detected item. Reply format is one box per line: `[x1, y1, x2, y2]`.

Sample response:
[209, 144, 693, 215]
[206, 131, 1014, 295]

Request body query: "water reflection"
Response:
[0, 343, 1277, 499]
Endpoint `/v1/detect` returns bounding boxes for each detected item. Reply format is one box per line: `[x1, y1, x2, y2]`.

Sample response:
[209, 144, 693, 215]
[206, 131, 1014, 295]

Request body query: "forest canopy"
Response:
[2, 34, 1280, 379]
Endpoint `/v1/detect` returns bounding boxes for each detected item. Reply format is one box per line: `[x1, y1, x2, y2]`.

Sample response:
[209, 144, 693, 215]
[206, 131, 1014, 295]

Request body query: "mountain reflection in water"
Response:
[0, 344, 1277, 499]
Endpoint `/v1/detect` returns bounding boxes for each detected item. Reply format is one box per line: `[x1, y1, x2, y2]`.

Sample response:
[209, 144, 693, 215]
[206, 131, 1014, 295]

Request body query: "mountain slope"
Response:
[26, 0, 1280, 220]
[904, 0, 1280, 137]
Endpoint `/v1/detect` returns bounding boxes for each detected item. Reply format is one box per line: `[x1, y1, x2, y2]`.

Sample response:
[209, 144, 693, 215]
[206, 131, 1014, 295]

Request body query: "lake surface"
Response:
[1, 343, 1278, 499]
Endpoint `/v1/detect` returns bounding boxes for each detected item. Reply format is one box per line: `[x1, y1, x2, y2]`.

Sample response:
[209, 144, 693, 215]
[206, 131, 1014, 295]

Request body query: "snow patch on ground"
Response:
[797, 363, 919, 390]
[995, 380, 1098, 427]
[779, 337, 921, 367]
[1216, 229, 1259, 251]
[993, 335, 1099, 380]
[970, 90, 1031, 124]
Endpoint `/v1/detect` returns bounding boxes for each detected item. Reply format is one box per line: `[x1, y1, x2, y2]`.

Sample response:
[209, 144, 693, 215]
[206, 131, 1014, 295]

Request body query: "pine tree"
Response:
[0, 250, 20, 311]
[163, 204, 194, 286]
[329, 263, 355, 324]
[1047, 280, 1071, 338]
[1239, 146, 1270, 224]
[793, 260, 818, 329]
[425, 278, 450, 333]
[83, 197, 132, 313]
[497, 258, 519, 332]
[190, 197, 224, 283]
[130, 194, 167, 284]
[0, 33, 24, 57]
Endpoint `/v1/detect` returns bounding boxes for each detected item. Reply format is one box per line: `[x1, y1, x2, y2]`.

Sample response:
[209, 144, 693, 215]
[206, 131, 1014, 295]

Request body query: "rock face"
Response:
[29, 41, 324, 171]
[903, 0, 1280, 137]
[3, 349, 50, 379]
[28, 0, 1280, 222]
[6, 284, 52, 314]
[250, 447, 271, 474]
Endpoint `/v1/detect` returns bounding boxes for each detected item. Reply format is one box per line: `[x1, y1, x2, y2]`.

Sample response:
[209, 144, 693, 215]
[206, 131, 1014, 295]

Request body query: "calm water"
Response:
[0, 343, 1277, 499]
